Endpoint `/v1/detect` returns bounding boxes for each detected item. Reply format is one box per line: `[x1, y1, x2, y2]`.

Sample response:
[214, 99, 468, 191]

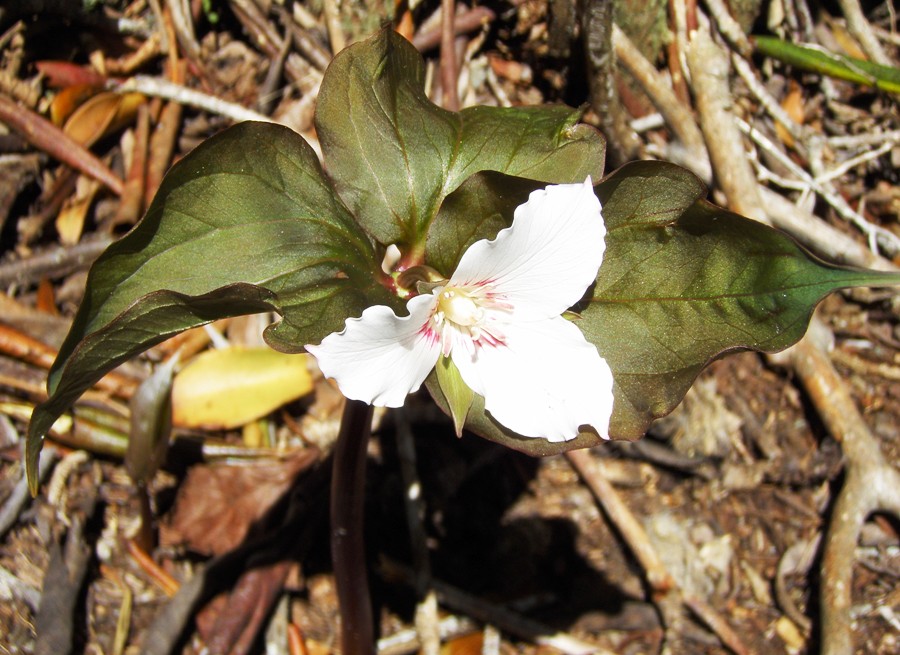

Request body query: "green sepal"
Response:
[434, 355, 475, 437]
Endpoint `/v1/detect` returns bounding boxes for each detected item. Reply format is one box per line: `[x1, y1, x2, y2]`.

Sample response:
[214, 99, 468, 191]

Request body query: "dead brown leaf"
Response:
[159, 448, 318, 556]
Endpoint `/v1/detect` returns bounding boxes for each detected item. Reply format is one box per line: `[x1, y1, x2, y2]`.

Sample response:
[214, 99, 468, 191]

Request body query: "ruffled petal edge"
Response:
[305, 295, 441, 407]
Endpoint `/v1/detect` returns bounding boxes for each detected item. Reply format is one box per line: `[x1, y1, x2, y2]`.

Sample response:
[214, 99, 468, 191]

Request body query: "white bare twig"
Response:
[828, 129, 900, 149]
[688, 26, 766, 222]
[110, 75, 322, 158]
[736, 117, 900, 256]
[114, 76, 275, 123]
[837, 0, 893, 66]
[701, 0, 752, 56]
[613, 24, 711, 182]
[815, 141, 895, 184]
[731, 53, 809, 146]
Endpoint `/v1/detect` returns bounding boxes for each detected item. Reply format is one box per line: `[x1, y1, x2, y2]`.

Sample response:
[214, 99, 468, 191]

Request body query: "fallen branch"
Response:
[769, 317, 900, 655]
[612, 24, 711, 182]
[687, 25, 766, 223]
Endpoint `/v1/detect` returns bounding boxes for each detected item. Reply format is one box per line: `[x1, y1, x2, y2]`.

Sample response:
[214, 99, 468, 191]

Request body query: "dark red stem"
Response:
[331, 399, 376, 655]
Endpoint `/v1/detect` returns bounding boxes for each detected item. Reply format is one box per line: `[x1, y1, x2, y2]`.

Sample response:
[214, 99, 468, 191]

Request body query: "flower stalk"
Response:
[330, 399, 376, 655]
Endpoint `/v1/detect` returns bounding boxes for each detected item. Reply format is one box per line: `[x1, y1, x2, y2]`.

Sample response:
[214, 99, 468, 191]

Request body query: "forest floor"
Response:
[0, 1, 899, 654]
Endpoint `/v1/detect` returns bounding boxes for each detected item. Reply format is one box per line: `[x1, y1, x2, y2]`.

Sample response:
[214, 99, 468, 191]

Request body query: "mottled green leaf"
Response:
[583, 162, 900, 439]
[26, 122, 390, 492]
[424, 172, 539, 275]
[429, 162, 900, 455]
[316, 28, 605, 253]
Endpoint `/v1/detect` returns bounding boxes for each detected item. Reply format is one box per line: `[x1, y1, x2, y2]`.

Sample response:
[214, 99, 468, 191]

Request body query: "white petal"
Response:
[452, 317, 613, 441]
[305, 295, 441, 407]
[450, 178, 605, 319]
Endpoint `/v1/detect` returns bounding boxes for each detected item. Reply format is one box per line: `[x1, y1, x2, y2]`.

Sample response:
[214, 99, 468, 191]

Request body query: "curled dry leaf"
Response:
[55, 176, 100, 246]
[49, 84, 100, 125]
[62, 91, 145, 147]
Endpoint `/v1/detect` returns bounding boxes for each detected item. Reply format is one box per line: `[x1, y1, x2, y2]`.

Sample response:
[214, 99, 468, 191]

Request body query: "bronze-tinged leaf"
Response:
[316, 27, 605, 257]
[26, 122, 390, 492]
[430, 162, 900, 455]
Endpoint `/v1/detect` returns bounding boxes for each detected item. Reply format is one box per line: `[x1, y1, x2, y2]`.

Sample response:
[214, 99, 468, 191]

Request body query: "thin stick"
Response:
[837, 0, 892, 66]
[0, 94, 123, 195]
[322, 0, 346, 55]
[0, 446, 58, 539]
[759, 186, 897, 271]
[612, 24, 710, 182]
[566, 449, 749, 655]
[412, 7, 495, 52]
[701, 0, 752, 55]
[736, 117, 900, 256]
[687, 25, 767, 223]
[0, 323, 138, 398]
[331, 400, 376, 655]
[769, 318, 900, 655]
[112, 76, 276, 124]
[440, 0, 460, 111]
[566, 450, 673, 591]
[814, 141, 895, 184]
[731, 52, 808, 146]
[827, 129, 900, 149]
[581, 0, 641, 165]
[0, 233, 113, 287]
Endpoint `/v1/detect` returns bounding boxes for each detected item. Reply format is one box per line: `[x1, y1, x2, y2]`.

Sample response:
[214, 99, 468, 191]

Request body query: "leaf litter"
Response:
[0, 1, 899, 654]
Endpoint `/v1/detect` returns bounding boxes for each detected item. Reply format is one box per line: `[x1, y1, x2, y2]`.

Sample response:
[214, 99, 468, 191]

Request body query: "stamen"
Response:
[427, 282, 509, 354]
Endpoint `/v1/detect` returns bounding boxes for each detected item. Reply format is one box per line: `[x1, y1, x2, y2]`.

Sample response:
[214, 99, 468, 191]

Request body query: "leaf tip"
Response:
[25, 430, 43, 497]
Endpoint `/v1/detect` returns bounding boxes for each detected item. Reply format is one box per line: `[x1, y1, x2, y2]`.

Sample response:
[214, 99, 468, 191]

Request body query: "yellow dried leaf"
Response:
[172, 347, 313, 429]
[55, 176, 100, 245]
[829, 22, 867, 60]
[775, 84, 805, 149]
[62, 91, 145, 146]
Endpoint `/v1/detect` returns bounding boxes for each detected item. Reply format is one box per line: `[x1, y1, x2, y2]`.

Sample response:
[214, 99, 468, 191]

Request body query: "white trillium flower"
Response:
[305, 178, 614, 442]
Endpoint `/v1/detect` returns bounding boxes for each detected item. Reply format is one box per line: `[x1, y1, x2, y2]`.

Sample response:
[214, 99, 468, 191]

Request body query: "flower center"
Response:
[422, 283, 512, 357]
[437, 288, 482, 327]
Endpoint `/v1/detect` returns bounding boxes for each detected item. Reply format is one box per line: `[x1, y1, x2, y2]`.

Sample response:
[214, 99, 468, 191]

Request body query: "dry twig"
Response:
[566, 449, 749, 655]
[439, 0, 460, 111]
[412, 6, 495, 53]
[0, 233, 113, 288]
[837, 0, 893, 66]
[612, 24, 710, 182]
[0, 447, 58, 540]
[112, 76, 275, 124]
[582, 0, 641, 166]
[700, 0, 752, 56]
[687, 25, 766, 223]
